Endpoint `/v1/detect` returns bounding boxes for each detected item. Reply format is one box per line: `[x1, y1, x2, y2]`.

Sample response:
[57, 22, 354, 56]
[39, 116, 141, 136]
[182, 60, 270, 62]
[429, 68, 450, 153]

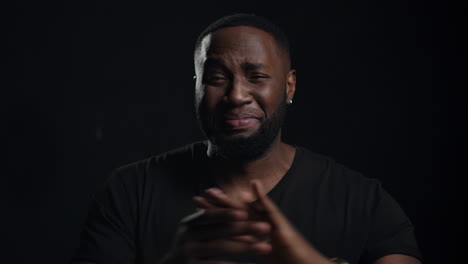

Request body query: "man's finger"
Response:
[204, 188, 248, 209]
[193, 196, 217, 209]
[251, 180, 289, 227]
[180, 208, 248, 226]
[230, 235, 259, 243]
[180, 209, 206, 224]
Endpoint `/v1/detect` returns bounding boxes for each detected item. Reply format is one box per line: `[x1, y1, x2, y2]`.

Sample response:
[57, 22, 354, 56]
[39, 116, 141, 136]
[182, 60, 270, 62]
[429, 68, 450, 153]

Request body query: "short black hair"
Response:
[194, 13, 290, 61]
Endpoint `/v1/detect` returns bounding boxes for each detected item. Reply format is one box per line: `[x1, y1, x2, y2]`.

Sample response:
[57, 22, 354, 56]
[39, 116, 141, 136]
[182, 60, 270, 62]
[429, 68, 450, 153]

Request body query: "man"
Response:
[72, 14, 422, 264]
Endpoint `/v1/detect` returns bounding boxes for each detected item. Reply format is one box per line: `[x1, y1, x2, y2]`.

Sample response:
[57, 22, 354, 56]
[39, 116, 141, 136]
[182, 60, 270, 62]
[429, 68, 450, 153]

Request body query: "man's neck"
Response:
[206, 136, 296, 202]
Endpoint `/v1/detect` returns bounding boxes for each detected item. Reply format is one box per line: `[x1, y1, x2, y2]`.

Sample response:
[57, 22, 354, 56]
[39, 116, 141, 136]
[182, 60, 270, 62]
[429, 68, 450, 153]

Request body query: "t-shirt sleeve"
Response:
[361, 182, 423, 264]
[72, 170, 137, 264]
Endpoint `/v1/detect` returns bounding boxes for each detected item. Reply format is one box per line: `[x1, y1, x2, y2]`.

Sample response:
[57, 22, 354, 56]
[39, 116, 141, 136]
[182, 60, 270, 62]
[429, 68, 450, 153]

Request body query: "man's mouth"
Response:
[223, 117, 259, 129]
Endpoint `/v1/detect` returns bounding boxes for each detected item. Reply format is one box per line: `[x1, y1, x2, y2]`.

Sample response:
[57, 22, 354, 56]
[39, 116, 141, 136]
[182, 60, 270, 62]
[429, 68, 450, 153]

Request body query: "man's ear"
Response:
[286, 69, 296, 104]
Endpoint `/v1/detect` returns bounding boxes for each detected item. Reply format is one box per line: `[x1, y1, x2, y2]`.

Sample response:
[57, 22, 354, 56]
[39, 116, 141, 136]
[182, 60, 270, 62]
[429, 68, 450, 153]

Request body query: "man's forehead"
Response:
[197, 26, 282, 66]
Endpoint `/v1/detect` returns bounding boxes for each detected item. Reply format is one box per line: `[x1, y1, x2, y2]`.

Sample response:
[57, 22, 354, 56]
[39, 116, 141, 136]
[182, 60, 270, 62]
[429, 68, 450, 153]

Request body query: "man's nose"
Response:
[225, 78, 253, 106]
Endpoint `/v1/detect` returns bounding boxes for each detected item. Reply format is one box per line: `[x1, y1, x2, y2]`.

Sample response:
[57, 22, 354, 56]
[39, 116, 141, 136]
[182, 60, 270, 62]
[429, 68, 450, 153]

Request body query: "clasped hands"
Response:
[163, 180, 333, 264]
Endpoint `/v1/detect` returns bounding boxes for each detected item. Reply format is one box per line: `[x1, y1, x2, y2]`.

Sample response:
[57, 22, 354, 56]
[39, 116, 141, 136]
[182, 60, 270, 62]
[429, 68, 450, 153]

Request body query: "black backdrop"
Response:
[4, 1, 465, 263]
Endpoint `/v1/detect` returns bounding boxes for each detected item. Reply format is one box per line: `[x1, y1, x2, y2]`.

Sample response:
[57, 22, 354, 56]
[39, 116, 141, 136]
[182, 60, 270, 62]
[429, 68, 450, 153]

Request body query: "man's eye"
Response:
[210, 76, 225, 81]
[204, 75, 227, 84]
[205, 75, 226, 85]
[209, 76, 226, 83]
[249, 74, 270, 80]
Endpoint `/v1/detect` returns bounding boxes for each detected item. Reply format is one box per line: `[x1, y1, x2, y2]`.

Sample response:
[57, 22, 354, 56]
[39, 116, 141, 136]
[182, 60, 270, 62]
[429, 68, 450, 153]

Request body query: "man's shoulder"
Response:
[150, 141, 208, 168]
[91, 142, 208, 204]
[293, 145, 383, 212]
[295, 145, 380, 187]
[114, 141, 207, 172]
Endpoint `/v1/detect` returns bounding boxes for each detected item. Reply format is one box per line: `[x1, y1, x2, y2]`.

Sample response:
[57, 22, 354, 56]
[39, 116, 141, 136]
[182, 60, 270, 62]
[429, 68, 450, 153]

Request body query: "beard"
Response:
[196, 95, 287, 162]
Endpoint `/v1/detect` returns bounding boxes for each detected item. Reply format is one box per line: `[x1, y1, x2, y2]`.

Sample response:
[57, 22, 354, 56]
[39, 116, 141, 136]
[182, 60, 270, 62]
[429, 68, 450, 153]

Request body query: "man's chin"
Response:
[210, 135, 250, 148]
[207, 129, 272, 161]
[217, 130, 257, 140]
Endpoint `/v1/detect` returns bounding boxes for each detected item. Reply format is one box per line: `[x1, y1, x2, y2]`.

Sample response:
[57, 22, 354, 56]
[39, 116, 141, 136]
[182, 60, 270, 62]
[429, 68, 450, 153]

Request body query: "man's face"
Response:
[194, 26, 295, 160]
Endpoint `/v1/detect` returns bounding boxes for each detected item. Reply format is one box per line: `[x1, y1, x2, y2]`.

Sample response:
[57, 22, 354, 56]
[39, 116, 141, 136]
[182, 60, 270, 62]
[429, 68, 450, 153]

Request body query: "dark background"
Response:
[4, 0, 465, 263]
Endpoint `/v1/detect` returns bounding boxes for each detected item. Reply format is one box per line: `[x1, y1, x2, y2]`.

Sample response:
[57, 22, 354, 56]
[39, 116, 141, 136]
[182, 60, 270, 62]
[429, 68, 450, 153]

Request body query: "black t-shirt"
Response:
[72, 142, 422, 264]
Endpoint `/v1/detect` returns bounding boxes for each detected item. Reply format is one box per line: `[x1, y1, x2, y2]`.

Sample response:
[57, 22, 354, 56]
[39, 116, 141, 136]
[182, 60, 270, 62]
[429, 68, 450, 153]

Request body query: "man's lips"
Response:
[223, 117, 259, 129]
[220, 113, 261, 130]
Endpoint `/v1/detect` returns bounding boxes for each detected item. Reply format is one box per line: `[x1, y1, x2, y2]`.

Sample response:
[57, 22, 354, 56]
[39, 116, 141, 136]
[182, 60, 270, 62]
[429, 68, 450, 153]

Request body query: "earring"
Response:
[289, 99, 293, 104]
[193, 75, 197, 80]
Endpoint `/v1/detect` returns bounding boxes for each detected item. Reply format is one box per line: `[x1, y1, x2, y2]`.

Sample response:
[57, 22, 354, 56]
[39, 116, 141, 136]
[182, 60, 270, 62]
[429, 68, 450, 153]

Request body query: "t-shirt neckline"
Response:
[195, 142, 304, 200]
[267, 145, 303, 199]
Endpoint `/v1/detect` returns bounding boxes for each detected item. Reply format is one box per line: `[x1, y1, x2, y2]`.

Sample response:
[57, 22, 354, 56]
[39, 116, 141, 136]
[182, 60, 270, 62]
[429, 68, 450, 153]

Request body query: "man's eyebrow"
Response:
[203, 58, 225, 68]
[241, 62, 268, 71]
[202, 59, 267, 72]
